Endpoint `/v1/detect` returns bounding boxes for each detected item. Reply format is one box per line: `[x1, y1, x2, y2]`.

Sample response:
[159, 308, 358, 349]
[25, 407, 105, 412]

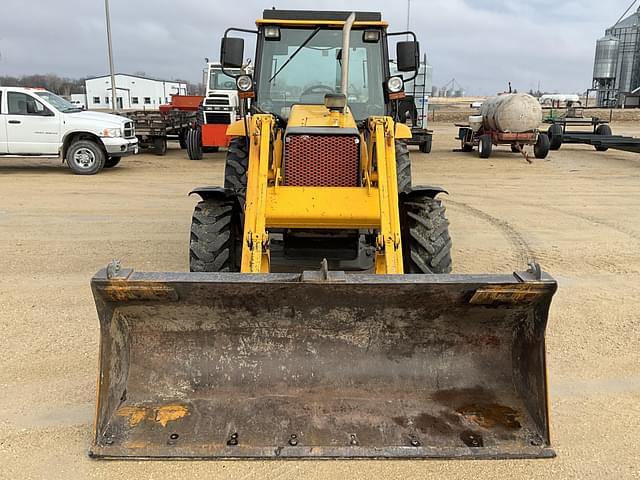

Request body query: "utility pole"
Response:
[406, 0, 411, 40]
[105, 0, 118, 112]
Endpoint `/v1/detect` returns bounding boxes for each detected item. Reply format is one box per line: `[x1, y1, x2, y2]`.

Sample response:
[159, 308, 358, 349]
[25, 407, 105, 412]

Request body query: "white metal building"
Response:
[85, 74, 187, 110]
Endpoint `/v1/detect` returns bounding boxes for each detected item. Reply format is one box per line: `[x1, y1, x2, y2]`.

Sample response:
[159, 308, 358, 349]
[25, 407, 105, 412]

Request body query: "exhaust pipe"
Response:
[340, 12, 356, 101]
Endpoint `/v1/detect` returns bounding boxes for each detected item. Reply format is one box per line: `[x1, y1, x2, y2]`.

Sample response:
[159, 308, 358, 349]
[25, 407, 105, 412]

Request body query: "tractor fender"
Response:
[189, 186, 238, 201]
[401, 185, 448, 199]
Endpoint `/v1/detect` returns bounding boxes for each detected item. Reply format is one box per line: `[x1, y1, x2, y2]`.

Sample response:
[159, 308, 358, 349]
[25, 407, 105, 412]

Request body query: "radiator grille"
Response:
[205, 112, 232, 125]
[283, 135, 359, 187]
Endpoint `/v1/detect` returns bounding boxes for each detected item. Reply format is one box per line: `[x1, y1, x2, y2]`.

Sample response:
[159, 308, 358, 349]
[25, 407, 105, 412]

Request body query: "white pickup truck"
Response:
[0, 87, 138, 174]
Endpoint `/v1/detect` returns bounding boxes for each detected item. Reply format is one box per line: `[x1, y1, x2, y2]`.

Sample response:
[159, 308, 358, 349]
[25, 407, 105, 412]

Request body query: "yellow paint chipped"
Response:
[154, 404, 189, 427]
[115, 406, 148, 427]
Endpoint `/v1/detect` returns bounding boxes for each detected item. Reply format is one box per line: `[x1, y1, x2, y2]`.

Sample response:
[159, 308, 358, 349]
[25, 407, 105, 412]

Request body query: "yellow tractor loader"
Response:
[90, 10, 557, 460]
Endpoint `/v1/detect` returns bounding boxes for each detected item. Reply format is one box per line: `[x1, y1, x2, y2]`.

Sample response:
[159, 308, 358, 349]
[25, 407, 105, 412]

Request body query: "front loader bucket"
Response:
[90, 266, 557, 460]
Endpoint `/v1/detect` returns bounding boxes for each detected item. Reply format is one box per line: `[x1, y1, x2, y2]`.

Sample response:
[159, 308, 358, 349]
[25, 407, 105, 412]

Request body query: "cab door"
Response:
[6, 91, 60, 154]
[0, 91, 8, 153]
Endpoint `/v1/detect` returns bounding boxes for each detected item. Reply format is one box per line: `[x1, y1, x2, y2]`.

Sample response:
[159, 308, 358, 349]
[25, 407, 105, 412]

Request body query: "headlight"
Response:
[236, 75, 253, 92]
[387, 76, 404, 94]
[102, 127, 122, 138]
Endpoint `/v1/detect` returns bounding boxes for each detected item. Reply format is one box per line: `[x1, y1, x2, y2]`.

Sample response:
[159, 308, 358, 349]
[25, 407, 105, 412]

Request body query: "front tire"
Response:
[187, 127, 203, 160]
[400, 194, 452, 274]
[66, 140, 105, 175]
[189, 198, 241, 272]
[396, 141, 412, 193]
[419, 137, 432, 154]
[534, 133, 550, 159]
[478, 134, 492, 159]
[104, 157, 121, 168]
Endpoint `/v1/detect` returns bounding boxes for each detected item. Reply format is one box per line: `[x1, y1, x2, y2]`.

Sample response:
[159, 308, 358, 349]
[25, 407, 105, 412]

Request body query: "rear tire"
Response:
[179, 129, 187, 149]
[478, 134, 492, 158]
[66, 139, 105, 175]
[534, 133, 550, 159]
[153, 137, 167, 156]
[104, 157, 121, 168]
[548, 124, 563, 150]
[595, 124, 611, 151]
[187, 128, 203, 160]
[396, 141, 412, 193]
[189, 198, 241, 272]
[400, 194, 452, 274]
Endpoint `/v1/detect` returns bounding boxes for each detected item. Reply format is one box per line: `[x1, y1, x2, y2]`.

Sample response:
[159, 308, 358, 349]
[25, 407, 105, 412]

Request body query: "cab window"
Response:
[7, 92, 51, 116]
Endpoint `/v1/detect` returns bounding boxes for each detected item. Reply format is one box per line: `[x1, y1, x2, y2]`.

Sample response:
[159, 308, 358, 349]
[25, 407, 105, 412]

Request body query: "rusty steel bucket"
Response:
[89, 265, 556, 460]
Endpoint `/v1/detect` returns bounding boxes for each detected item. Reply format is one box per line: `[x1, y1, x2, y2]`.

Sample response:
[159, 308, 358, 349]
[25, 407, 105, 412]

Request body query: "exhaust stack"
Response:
[340, 12, 356, 102]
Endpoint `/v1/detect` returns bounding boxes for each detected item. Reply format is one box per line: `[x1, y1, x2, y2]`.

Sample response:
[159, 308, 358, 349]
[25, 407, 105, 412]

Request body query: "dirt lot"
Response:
[1, 124, 639, 479]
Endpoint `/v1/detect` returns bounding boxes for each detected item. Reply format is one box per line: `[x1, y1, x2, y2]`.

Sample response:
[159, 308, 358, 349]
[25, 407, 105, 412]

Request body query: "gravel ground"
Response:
[1, 123, 639, 479]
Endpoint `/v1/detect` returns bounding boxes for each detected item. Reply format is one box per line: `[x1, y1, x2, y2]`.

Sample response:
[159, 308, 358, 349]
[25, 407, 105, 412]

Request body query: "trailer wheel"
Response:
[419, 137, 432, 154]
[104, 157, 121, 168]
[187, 128, 203, 160]
[400, 194, 452, 274]
[189, 198, 241, 272]
[478, 134, 492, 158]
[153, 137, 167, 156]
[534, 133, 550, 159]
[460, 128, 474, 152]
[396, 141, 412, 193]
[595, 124, 611, 151]
[548, 124, 563, 150]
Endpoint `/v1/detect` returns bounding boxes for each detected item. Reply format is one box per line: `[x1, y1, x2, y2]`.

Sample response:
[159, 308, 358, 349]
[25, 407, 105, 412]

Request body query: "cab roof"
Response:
[257, 9, 387, 27]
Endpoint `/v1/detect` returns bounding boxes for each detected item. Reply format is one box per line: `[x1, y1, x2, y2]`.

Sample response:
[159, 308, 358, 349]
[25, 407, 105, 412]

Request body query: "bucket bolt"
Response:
[288, 434, 298, 446]
[349, 434, 359, 446]
[227, 432, 239, 446]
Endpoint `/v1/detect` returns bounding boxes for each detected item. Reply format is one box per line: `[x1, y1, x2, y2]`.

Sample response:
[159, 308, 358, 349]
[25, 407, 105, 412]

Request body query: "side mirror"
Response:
[221, 37, 244, 69]
[396, 41, 420, 72]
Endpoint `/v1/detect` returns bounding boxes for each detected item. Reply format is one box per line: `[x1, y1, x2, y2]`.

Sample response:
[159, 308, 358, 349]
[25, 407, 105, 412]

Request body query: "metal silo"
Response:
[593, 35, 619, 79]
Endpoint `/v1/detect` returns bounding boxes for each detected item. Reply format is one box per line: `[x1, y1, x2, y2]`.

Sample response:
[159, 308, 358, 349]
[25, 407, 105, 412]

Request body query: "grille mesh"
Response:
[283, 135, 359, 187]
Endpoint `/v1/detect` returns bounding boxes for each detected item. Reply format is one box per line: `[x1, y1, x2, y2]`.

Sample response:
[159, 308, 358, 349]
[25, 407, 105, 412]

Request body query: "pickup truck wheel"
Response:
[66, 140, 105, 175]
[104, 157, 121, 168]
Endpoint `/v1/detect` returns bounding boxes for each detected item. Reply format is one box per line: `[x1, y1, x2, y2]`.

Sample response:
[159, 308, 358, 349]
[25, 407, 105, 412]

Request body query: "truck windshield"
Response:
[209, 70, 239, 90]
[35, 91, 82, 113]
[257, 28, 385, 120]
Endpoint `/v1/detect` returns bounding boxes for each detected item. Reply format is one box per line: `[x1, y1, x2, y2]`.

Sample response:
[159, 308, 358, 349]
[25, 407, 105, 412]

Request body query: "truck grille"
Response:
[205, 112, 232, 125]
[205, 97, 231, 106]
[283, 135, 359, 187]
[123, 121, 135, 139]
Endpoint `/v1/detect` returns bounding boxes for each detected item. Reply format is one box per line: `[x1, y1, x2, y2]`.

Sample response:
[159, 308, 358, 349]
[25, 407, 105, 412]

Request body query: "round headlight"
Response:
[236, 75, 253, 92]
[387, 76, 404, 93]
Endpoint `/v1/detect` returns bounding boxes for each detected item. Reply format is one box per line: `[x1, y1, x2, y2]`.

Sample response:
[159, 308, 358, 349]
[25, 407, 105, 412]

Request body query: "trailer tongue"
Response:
[90, 264, 556, 460]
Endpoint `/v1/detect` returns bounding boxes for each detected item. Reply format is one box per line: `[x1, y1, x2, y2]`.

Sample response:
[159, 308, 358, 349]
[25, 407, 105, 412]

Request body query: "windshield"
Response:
[257, 28, 385, 120]
[35, 91, 80, 112]
[209, 70, 239, 90]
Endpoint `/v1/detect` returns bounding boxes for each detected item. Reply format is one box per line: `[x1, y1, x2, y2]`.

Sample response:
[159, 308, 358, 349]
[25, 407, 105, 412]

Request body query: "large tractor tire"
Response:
[187, 127, 203, 160]
[548, 124, 563, 150]
[189, 198, 241, 272]
[396, 141, 412, 194]
[595, 124, 612, 151]
[400, 194, 452, 274]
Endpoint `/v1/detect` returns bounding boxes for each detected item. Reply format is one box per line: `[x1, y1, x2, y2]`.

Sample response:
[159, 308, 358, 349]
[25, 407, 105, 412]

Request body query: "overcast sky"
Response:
[0, 0, 635, 95]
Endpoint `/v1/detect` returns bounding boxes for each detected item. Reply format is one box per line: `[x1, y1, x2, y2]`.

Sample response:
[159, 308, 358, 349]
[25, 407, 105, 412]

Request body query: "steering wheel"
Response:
[301, 84, 335, 97]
